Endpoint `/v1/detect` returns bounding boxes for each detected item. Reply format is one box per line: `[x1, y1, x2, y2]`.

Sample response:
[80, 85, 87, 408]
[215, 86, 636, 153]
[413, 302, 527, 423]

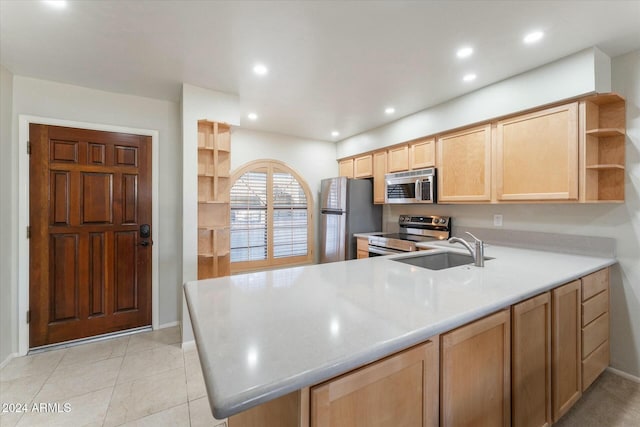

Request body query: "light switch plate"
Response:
[493, 214, 503, 227]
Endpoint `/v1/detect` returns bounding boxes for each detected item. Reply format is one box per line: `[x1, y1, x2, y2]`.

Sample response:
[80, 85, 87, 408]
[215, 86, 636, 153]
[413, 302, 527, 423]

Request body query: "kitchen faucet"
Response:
[449, 232, 485, 267]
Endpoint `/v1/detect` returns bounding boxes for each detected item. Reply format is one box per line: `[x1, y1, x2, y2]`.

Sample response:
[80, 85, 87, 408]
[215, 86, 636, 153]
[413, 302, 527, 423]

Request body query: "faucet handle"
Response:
[465, 232, 482, 243]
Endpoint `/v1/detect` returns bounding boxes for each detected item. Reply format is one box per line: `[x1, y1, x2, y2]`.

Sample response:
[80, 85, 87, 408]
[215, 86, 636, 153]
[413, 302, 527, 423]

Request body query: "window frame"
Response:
[229, 159, 314, 273]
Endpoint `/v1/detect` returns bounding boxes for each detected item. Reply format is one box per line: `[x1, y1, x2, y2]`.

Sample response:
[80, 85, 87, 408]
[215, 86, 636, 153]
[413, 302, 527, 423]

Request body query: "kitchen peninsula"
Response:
[184, 241, 615, 426]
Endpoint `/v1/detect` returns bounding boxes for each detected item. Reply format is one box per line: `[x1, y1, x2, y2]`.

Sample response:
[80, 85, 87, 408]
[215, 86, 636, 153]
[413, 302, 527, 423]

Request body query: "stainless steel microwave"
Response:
[385, 168, 436, 204]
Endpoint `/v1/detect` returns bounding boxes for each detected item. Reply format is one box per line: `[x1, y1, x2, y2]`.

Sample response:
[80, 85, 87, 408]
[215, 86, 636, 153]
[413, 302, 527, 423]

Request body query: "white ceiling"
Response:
[1, 1, 639, 142]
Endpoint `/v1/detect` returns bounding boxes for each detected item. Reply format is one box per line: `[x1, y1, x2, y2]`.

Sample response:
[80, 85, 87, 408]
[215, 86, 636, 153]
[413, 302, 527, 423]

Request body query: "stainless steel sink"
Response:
[392, 252, 492, 270]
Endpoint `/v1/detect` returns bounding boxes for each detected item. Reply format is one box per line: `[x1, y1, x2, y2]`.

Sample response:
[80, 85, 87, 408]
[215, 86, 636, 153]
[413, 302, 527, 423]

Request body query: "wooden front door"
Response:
[29, 124, 152, 348]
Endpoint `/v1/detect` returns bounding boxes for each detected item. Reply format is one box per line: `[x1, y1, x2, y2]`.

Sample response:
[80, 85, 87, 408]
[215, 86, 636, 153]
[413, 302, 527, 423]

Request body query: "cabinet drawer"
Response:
[582, 268, 609, 301]
[582, 340, 609, 391]
[582, 290, 608, 327]
[582, 313, 609, 358]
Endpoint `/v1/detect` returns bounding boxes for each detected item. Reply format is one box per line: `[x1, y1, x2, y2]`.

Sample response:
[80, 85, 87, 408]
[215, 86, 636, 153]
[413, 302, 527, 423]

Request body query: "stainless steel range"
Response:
[367, 215, 451, 256]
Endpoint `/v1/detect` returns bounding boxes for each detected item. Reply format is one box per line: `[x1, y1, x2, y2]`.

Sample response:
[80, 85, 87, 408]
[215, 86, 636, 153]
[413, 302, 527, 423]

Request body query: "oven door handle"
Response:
[368, 246, 406, 256]
[415, 179, 421, 201]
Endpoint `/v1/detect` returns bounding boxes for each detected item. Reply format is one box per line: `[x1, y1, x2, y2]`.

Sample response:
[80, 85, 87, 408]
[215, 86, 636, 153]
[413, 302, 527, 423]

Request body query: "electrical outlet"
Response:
[493, 214, 503, 227]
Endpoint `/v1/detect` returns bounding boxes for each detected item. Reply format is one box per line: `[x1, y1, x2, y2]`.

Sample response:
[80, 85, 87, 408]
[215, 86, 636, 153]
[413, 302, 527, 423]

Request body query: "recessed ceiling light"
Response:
[523, 31, 544, 44]
[253, 63, 268, 76]
[456, 46, 473, 58]
[43, 0, 67, 8]
[385, 107, 395, 114]
[331, 131, 340, 137]
[247, 113, 258, 120]
[463, 73, 477, 82]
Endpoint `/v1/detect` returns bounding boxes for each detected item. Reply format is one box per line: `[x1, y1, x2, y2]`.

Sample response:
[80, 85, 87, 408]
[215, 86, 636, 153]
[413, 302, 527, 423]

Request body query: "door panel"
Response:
[30, 124, 152, 347]
[114, 231, 138, 312]
[88, 232, 106, 317]
[50, 234, 80, 323]
[50, 171, 70, 225]
[81, 172, 113, 224]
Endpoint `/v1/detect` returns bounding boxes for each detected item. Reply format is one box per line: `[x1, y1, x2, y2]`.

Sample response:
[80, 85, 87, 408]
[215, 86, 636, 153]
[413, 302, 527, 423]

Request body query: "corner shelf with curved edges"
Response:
[197, 119, 232, 279]
[582, 93, 626, 203]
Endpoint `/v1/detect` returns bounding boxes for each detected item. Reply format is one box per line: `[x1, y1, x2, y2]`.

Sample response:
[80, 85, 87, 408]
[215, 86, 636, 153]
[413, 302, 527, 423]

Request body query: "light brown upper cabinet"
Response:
[339, 158, 354, 178]
[373, 151, 387, 204]
[496, 103, 578, 201]
[354, 154, 373, 178]
[580, 94, 626, 202]
[387, 145, 409, 172]
[437, 124, 492, 202]
[409, 138, 435, 169]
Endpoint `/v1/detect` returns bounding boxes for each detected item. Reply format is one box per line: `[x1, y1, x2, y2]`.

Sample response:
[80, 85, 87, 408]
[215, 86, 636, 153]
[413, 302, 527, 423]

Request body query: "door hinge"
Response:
[27, 141, 31, 155]
[27, 226, 30, 239]
[27, 310, 30, 324]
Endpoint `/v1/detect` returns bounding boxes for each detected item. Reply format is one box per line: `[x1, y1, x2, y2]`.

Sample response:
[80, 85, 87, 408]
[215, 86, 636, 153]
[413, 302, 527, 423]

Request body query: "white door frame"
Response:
[17, 115, 160, 355]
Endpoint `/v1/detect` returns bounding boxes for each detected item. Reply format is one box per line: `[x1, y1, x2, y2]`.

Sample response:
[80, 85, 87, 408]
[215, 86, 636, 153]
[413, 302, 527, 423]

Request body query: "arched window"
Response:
[229, 160, 313, 272]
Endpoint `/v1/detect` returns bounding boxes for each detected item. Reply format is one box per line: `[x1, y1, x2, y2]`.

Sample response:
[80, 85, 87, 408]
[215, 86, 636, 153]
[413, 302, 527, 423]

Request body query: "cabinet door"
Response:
[410, 138, 435, 169]
[512, 293, 552, 427]
[356, 237, 369, 259]
[311, 339, 439, 427]
[338, 159, 354, 178]
[551, 280, 582, 422]
[496, 103, 578, 201]
[354, 154, 373, 178]
[441, 309, 510, 427]
[373, 151, 387, 204]
[436, 124, 492, 202]
[387, 145, 409, 172]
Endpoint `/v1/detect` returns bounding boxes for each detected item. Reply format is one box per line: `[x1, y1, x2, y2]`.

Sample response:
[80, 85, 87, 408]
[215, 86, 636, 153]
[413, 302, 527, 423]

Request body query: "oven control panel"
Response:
[399, 215, 450, 228]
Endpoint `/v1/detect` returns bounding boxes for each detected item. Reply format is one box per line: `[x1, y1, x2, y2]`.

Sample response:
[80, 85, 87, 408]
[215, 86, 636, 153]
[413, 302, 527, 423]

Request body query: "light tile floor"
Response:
[1, 326, 639, 426]
[0, 327, 224, 427]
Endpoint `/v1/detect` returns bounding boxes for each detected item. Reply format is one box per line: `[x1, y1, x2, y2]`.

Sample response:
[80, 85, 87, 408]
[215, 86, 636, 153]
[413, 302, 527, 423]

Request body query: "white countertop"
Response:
[184, 242, 615, 419]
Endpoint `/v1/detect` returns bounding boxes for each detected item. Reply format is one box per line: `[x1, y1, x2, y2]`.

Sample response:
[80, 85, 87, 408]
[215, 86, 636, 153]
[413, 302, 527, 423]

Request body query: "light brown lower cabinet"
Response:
[441, 309, 511, 427]
[356, 237, 369, 259]
[229, 389, 309, 427]
[512, 293, 552, 427]
[227, 269, 611, 427]
[311, 339, 439, 427]
[581, 268, 610, 390]
[551, 280, 582, 422]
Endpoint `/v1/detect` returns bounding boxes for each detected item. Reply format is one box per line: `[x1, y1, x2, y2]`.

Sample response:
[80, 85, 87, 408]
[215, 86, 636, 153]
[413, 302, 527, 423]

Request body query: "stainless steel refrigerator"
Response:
[319, 177, 382, 263]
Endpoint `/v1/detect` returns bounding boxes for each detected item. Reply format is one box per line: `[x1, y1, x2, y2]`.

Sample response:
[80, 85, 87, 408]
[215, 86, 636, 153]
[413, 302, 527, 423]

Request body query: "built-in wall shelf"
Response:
[585, 164, 625, 170]
[197, 120, 232, 279]
[581, 93, 626, 203]
[585, 128, 625, 137]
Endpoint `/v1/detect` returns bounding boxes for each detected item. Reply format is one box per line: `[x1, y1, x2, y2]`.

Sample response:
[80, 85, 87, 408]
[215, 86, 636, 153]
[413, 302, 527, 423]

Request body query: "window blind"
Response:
[230, 170, 268, 262]
[272, 171, 308, 258]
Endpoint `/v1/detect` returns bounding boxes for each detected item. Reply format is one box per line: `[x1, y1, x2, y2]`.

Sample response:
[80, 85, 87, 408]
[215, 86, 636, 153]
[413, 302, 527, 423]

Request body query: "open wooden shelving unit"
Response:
[581, 93, 626, 202]
[197, 120, 231, 279]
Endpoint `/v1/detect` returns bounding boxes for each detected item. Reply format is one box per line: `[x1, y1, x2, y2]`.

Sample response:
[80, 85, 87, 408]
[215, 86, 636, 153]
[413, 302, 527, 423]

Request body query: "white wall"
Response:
[9, 76, 183, 331]
[231, 128, 339, 262]
[181, 84, 241, 344]
[337, 47, 611, 159]
[384, 49, 640, 378]
[1, 65, 16, 364]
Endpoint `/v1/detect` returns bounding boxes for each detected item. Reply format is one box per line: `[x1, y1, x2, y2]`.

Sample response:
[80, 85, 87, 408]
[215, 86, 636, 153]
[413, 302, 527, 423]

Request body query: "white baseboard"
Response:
[0, 353, 18, 370]
[606, 366, 640, 383]
[158, 321, 181, 330]
[181, 340, 196, 351]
